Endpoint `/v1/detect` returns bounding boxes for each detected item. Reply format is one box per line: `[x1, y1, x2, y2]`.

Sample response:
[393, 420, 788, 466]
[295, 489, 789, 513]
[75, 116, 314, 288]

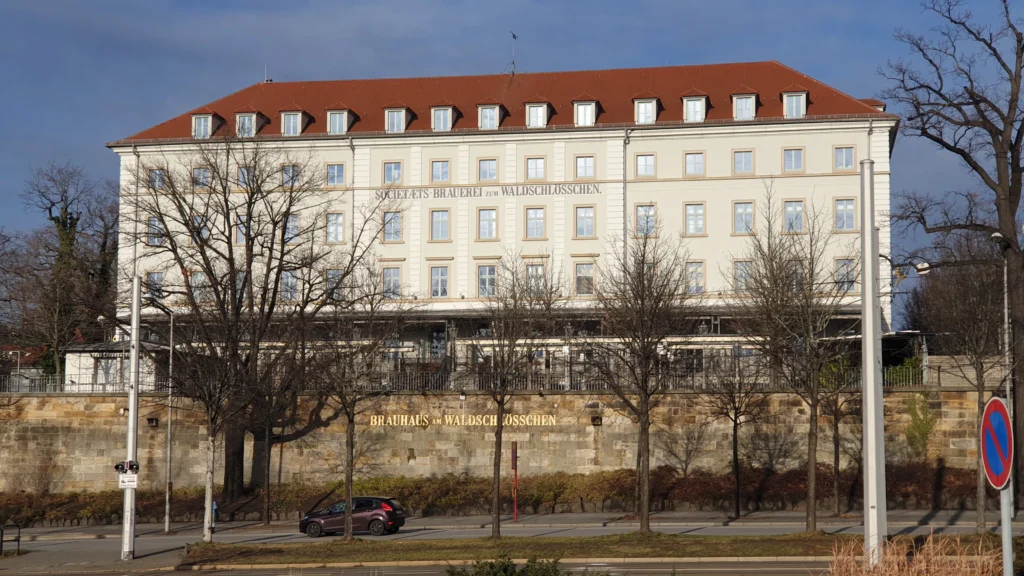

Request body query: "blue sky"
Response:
[0, 0, 986, 238]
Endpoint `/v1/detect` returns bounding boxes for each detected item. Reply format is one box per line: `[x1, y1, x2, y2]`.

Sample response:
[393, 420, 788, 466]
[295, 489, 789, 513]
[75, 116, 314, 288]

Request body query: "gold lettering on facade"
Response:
[370, 413, 557, 427]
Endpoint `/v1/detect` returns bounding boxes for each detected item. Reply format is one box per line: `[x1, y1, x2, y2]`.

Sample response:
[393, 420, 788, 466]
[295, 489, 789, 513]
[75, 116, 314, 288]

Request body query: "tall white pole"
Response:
[860, 159, 887, 566]
[1004, 259, 1015, 516]
[121, 276, 142, 560]
[164, 312, 174, 534]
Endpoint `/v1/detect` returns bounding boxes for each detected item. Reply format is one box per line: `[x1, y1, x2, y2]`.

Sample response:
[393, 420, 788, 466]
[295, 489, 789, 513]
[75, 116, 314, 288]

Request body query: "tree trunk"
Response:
[345, 412, 355, 541]
[491, 400, 505, 538]
[976, 363, 987, 534]
[638, 408, 651, 533]
[1008, 249, 1024, 508]
[250, 425, 268, 488]
[833, 416, 841, 516]
[806, 400, 818, 532]
[262, 422, 271, 525]
[731, 418, 740, 520]
[203, 433, 215, 543]
[222, 425, 246, 503]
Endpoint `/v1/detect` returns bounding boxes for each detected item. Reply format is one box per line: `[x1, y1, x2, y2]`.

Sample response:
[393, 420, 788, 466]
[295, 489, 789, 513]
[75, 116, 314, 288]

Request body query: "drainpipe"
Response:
[349, 135, 356, 246]
[622, 129, 633, 248]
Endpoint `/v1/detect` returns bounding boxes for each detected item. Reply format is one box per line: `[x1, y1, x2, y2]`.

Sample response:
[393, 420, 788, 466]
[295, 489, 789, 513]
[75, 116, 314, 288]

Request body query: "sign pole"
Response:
[982, 397, 1015, 576]
[512, 441, 518, 523]
[121, 276, 142, 561]
[1002, 486, 1013, 576]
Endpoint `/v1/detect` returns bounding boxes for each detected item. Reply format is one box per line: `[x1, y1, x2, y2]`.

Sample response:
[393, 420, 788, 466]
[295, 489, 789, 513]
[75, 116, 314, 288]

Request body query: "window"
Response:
[236, 113, 255, 137]
[636, 154, 655, 177]
[430, 266, 449, 298]
[525, 207, 545, 239]
[784, 200, 804, 232]
[787, 260, 805, 292]
[835, 199, 855, 231]
[432, 108, 451, 131]
[733, 150, 753, 174]
[479, 105, 499, 129]
[383, 267, 401, 298]
[635, 100, 655, 124]
[327, 164, 344, 186]
[282, 164, 299, 186]
[526, 104, 546, 128]
[783, 149, 803, 172]
[526, 264, 545, 295]
[836, 259, 856, 292]
[237, 166, 252, 188]
[235, 215, 248, 244]
[148, 169, 166, 190]
[478, 265, 496, 297]
[576, 156, 594, 179]
[384, 161, 402, 184]
[190, 271, 210, 301]
[479, 159, 497, 181]
[478, 209, 497, 240]
[734, 96, 755, 120]
[383, 211, 402, 242]
[784, 93, 805, 119]
[575, 263, 595, 295]
[684, 152, 704, 176]
[636, 204, 655, 236]
[684, 98, 705, 123]
[192, 115, 211, 139]
[326, 269, 344, 301]
[285, 214, 299, 243]
[282, 112, 301, 136]
[145, 271, 164, 300]
[327, 111, 347, 135]
[386, 109, 405, 133]
[526, 157, 545, 180]
[575, 102, 595, 127]
[575, 206, 595, 238]
[280, 270, 298, 301]
[734, 202, 754, 234]
[146, 216, 164, 246]
[192, 167, 211, 188]
[191, 215, 210, 243]
[431, 160, 449, 182]
[835, 147, 855, 170]
[685, 262, 704, 294]
[684, 203, 705, 235]
[734, 261, 752, 292]
[326, 213, 344, 243]
[431, 209, 450, 241]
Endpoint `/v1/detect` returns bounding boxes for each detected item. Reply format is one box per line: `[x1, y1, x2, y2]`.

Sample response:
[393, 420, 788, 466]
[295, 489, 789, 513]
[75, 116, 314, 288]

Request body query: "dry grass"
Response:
[829, 534, 1001, 575]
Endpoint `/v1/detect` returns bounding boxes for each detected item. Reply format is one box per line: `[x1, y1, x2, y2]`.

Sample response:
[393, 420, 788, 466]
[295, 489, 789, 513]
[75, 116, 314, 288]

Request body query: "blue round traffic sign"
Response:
[981, 397, 1014, 490]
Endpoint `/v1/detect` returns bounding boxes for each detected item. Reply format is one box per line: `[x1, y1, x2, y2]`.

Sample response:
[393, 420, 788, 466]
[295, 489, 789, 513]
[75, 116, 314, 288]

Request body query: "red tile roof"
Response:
[113, 61, 892, 145]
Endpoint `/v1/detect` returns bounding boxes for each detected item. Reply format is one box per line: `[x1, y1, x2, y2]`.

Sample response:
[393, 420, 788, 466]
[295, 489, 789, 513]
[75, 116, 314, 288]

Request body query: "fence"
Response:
[0, 374, 166, 394]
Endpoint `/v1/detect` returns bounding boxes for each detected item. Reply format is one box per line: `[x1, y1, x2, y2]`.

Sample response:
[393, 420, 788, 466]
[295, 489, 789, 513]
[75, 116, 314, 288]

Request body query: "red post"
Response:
[511, 441, 518, 523]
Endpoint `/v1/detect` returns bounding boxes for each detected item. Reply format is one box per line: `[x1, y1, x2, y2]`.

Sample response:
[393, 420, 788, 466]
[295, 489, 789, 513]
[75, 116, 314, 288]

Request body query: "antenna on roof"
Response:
[264, 65, 267, 83]
[509, 30, 518, 76]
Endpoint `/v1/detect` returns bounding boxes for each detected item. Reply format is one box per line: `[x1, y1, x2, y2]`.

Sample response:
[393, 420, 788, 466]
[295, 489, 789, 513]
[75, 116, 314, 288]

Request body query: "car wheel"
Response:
[368, 519, 386, 536]
[305, 522, 323, 538]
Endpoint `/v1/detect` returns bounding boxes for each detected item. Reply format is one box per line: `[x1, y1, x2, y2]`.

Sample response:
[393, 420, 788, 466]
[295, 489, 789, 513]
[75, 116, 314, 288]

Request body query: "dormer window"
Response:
[192, 115, 211, 139]
[635, 100, 656, 125]
[386, 109, 406, 133]
[733, 95, 755, 120]
[784, 92, 807, 119]
[683, 98, 705, 123]
[479, 105, 500, 129]
[526, 104, 547, 128]
[574, 102, 596, 127]
[327, 111, 348, 135]
[432, 107, 452, 131]
[282, 112, 302, 136]
[236, 113, 256, 137]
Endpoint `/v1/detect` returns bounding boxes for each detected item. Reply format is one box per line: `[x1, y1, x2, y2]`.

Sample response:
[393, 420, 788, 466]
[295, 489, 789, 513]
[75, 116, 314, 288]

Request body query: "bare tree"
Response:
[731, 183, 856, 532]
[699, 350, 771, 519]
[654, 420, 709, 478]
[581, 228, 702, 533]
[882, 0, 1024, 492]
[819, 359, 860, 516]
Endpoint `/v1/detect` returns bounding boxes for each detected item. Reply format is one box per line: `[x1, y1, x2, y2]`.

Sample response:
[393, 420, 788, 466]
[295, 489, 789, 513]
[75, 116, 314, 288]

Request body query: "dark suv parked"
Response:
[299, 496, 406, 537]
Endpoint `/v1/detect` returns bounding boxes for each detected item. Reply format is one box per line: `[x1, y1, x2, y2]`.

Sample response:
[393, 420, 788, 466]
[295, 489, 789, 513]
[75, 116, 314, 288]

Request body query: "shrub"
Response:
[830, 535, 999, 575]
[446, 557, 562, 576]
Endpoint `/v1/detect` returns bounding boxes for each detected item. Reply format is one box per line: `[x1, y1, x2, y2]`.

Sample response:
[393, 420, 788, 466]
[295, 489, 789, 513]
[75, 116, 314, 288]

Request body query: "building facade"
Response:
[109, 61, 897, 375]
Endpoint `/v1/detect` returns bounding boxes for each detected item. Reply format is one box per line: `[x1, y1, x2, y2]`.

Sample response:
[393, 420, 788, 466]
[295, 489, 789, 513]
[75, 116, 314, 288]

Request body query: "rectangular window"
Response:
[575, 263, 595, 295]
[526, 264, 545, 295]
[785, 94, 805, 119]
[384, 161, 402, 184]
[326, 213, 344, 243]
[236, 114, 255, 137]
[734, 96, 754, 120]
[527, 104, 546, 128]
[431, 160, 450, 182]
[784, 200, 804, 232]
[835, 147, 854, 170]
[432, 108, 451, 131]
[636, 204, 655, 236]
[575, 206, 595, 238]
[575, 102, 595, 127]
[478, 209, 497, 239]
[685, 262, 704, 294]
[191, 271, 210, 302]
[280, 270, 298, 301]
[192, 116, 210, 139]
[525, 207, 545, 239]
[783, 149, 803, 172]
[527, 157, 545, 180]
[383, 211, 402, 242]
[636, 100, 655, 124]
[328, 111, 346, 135]
[684, 203, 705, 235]
[684, 99, 704, 123]
[734, 202, 754, 234]
[145, 271, 164, 300]
[192, 167, 210, 188]
[283, 112, 301, 136]
[285, 214, 299, 243]
[383, 267, 401, 298]
[787, 260, 806, 292]
[431, 209, 450, 241]
[282, 164, 299, 186]
[734, 261, 752, 292]
[326, 269, 344, 301]
[191, 215, 209, 244]
[479, 106, 498, 129]
[835, 199, 855, 231]
[430, 266, 449, 298]
[636, 154, 655, 177]
[237, 166, 252, 187]
[836, 259, 856, 292]
[327, 164, 345, 186]
[235, 215, 248, 244]
[684, 152, 704, 176]
[733, 151, 753, 174]
[149, 169, 166, 190]
[479, 158, 497, 181]
[576, 156, 594, 179]
[146, 216, 164, 246]
[478, 265, 496, 297]
[386, 109, 405, 133]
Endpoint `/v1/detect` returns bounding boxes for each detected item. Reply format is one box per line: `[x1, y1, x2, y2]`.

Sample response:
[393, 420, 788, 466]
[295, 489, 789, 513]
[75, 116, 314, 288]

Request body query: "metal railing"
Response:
[0, 523, 20, 557]
[0, 374, 166, 394]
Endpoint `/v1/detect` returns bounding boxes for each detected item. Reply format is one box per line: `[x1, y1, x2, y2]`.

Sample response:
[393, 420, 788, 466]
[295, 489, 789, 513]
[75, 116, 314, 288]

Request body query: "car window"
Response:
[328, 502, 346, 514]
[353, 498, 374, 511]
[385, 499, 403, 510]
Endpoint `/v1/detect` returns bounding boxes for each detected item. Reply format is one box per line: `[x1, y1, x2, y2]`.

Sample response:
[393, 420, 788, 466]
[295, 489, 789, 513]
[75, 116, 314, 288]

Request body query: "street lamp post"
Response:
[991, 232, 1014, 515]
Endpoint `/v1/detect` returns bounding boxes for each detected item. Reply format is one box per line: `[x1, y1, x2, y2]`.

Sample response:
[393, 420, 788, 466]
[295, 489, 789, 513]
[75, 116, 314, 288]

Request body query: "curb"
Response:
[182, 556, 837, 570]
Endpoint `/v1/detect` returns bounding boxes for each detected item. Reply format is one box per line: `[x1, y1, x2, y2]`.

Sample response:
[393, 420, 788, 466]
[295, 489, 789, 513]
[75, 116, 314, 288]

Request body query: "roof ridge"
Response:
[122, 81, 265, 141]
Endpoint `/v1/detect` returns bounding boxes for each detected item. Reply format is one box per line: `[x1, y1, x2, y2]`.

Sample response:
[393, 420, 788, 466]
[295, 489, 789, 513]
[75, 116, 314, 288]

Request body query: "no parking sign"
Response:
[982, 397, 1014, 491]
